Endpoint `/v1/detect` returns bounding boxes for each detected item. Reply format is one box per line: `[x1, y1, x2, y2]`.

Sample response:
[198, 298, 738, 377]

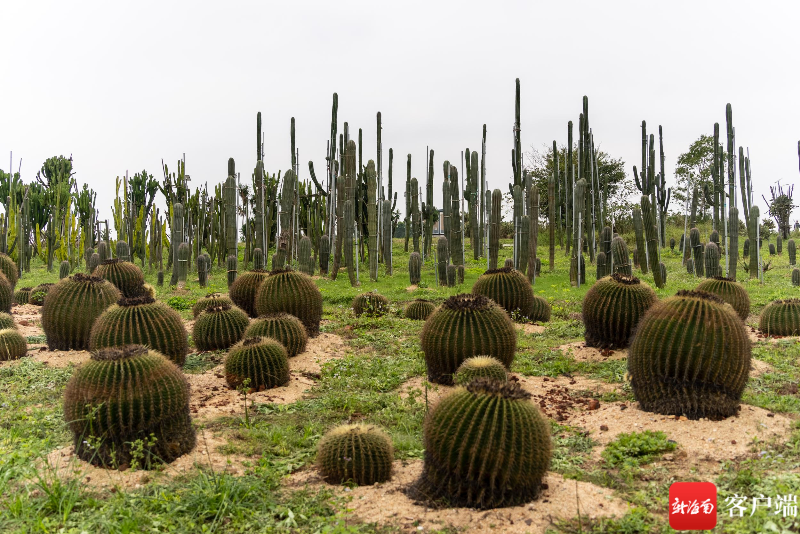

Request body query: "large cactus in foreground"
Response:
[582, 273, 658, 349]
[255, 267, 323, 337]
[759, 299, 800, 336]
[628, 290, 750, 419]
[696, 277, 751, 321]
[409, 379, 551, 509]
[317, 424, 394, 486]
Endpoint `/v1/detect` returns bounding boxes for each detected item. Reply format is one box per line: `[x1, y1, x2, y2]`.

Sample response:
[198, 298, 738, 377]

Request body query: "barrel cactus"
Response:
[582, 273, 658, 349]
[317, 424, 394, 486]
[63, 345, 195, 468]
[454, 356, 508, 385]
[0, 328, 27, 361]
[192, 303, 250, 351]
[229, 270, 269, 317]
[89, 295, 189, 366]
[0, 272, 12, 313]
[421, 294, 516, 385]
[352, 292, 390, 317]
[695, 277, 751, 321]
[59, 260, 70, 279]
[41, 274, 120, 350]
[29, 283, 54, 306]
[409, 252, 422, 285]
[0, 312, 15, 330]
[759, 299, 800, 336]
[224, 336, 290, 390]
[94, 258, 145, 298]
[254, 267, 323, 337]
[628, 290, 751, 420]
[245, 313, 308, 357]
[0, 253, 18, 289]
[528, 295, 551, 322]
[13, 287, 32, 305]
[410, 379, 551, 509]
[405, 299, 436, 321]
[192, 292, 234, 318]
[471, 267, 533, 319]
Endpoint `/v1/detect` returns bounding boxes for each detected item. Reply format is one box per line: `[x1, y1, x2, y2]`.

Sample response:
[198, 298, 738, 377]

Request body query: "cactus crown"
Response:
[483, 266, 514, 275]
[775, 298, 800, 305]
[674, 289, 725, 306]
[611, 272, 640, 285]
[465, 377, 531, 400]
[92, 345, 148, 362]
[102, 258, 122, 266]
[20, 286, 32, 292]
[118, 295, 156, 307]
[207, 303, 232, 313]
[442, 293, 492, 311]
[205, 292, 223, 298]
[241, 336, 263, 347]
[71, 273, 102, 284]
[269, 266, 294, 276]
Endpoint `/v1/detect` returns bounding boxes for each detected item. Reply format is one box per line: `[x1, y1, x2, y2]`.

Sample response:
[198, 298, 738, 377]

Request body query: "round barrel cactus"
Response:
[63, 345, 195, 468]
[42, 275, 120, 350]
[192, 303, 250, 351]
[352, 292, 389, 317]
[454, 356, 508, 386]
[192, 292, 234, 318]
[29, 283, 54, 306]
[254, 267, 323, 337]
[89, 295, 189, 366]
[94, 259, 145, 298]
[421, 294, 516, 385]
[759, 299, 800, 336]
[245, 313, 308, 357]
[317, 424, 394, 486]
[0, 312, 15, 330]
[695, 277, 751, 321]
[0, 328, 27, 360]
[582, 273, 658, 349]
[405, 299, 435, 321]
[410, 379, 551, 509]
[528, 295, 551, 322]
[471, 266, 534, 319]
[229, 270, 269, 318]
[224, 336, 290, 390]
[13, 287, 32, 305]
[628, 290, 751, 420]
[0, 253, 18, 289]
[0, 272, 13, 313]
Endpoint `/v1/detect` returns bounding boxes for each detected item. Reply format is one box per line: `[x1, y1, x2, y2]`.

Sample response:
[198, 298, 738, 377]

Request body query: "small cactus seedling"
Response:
[695, 277, 751, 321]
[405, 299, 436, 321]
[317, 424, 394, 486]
[454, 356, 508, 386]
[229, 270, 269, 318]
[224, 336, 290, 390]
[582, 273, 658, 349]
[0, 328, 27, 360]
[245, 313, 308, 357]
[193, 303, 250, 351]
[352, 292, 390, 317]
[759, 299, 800, 336]
[255, 267, 323, 337]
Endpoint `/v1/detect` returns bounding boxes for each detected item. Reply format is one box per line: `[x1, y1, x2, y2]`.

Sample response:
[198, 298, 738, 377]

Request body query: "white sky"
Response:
[2, 0, 798, 225]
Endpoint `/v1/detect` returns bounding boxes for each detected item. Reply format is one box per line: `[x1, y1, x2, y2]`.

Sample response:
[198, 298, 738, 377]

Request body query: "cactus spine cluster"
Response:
[255, 268, 323, 337]
[454, 356, 508, 386]
[245, 313, 308, 358]
[582, 273, 658, 349]
[192, 303, 250, 351]
[759, 299, 800, 336]
[317, 424, 394, 486]
[695, 277, 751, 321]
[224, 336, 290, 390]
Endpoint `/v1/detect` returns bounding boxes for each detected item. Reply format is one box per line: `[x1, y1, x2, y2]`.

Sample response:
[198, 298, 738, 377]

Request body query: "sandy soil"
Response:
[747, 325, 800, 344]
[28, 349, 92, 368]
[558, 341, 628, 362]
[517, 323, 546, 335]
[750, 359, 773, 377]
[12, 303, 44, 338]
[285, 460, 630, 534]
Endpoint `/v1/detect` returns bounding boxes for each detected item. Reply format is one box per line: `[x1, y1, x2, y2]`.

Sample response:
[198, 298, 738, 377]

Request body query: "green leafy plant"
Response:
[602, 430, 676, 467]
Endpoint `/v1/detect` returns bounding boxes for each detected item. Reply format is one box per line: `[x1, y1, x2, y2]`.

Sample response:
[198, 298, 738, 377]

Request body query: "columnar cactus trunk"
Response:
[366, 161, 378, 281]
[571, 178, 586, 285]
[331, 177, 345, 280]
[226, 254, 237, 287]
[729, 207, 739, 279]
[344, 199, 356, 286]
[512, 184, 522, 270]
[749, 206, 760, 279]
[449, 166, 463, 266]
[549, 141, 556, 272]
[704, 242, 721, 278]
[642, 196, 664, 287]
[690, 227, 704, 277]
[442, 161, 451, 263]
[224, 163, 237, 263]
[382, 199, 392, 275]
[528, 185, 538, 283]
[411, 178, 420, 253]
[425, 149, 435, 258]
[489, 189, 501, 270]
[436, 237, 448, 286]
[519, 215, 530, 275]
[170, 203, 184, 286]
[280, 169, 297, 264]
[469, 151, 480, 260]
[177, 243, 190, 282]
[405, 154, 411, 253]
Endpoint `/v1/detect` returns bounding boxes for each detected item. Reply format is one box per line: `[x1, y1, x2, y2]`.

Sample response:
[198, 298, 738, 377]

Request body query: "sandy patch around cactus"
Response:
[27, 348, 91, 368]
[290, 332, 348, 375]
[46, 428, 249, 490]
[405, 285, 418, 292]
[11, 303, 44, 337]
[517, 323, 546, 335]
[750, 358, 774, 377]
[285, 460, 630, 534]
[558, 341, 628, 362]
[397, 376, 450, 406]
[747, 325, 800, 344]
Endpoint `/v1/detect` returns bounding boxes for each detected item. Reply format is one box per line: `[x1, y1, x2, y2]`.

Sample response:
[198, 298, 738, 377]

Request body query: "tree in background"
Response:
[763, 183, 795, 239]
[673, 135, 726, 220]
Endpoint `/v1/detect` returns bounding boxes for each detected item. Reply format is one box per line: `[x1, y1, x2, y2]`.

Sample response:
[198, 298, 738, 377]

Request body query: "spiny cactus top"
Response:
[192, 292, 234, 318]
[245, 312, 308, 358]
[420, 294, 516, 385]
[628, 290, 751, 420]
[352, 292, 390, 317]
[410, 379, 551, 509]
[0, 328, 27, 361]
[94, 258, 146, 298]
[405, 299, 436, 321]
[41, 274, 121, 351]
[582, 273, 658, 349]
[759, 299, 800, 336]
[193, 303, 250, 351]
[224, 336, 290, 391]
[471, 266, 534, 320]
[695, 277, 751, 321]
[229, 270, 270, 318]
[454, 356, 508, 386]
[89, 295, 189, 366]
[63, 345, 195, 468]
[317, 424, 394, 486]
[0, 253, 18, 289]
[255, 267, 323, 337]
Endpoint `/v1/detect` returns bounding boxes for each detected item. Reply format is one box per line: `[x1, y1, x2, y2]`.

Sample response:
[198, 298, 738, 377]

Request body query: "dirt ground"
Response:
[286, 460, 630, 534]
[558, 341, 628, 362]
[517, 323, 546, 335]
[11, 303, 44, 338]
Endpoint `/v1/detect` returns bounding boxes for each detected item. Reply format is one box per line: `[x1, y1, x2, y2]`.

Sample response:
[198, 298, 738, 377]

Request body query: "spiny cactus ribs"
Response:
[0, 272, 12, 313]
[0, 253, 18, 289]
[13, 287, 32, 305]
[695, 277, 751, 321]
[192, 292, 234, 318]
[255, 267, 323, 337]
[29, 283, 54, 306]
[317, 424, 394, 486]
[63, 345, 195, 468]
[471, 266, 533, 319]
[582, 273, 658, 349]
[405, 299, 435, 321]
[421, 294, 516, 385]
[352, 292, 389, 317]
[0, 328, 27, 361]
[628, 290, 751, 420]
[454, 356, 508, 385]
[409, 378, 551, 509]
[245, 313, 308, 358]
[193, 303, 250, 351]
[94, 258, 146, 298]
[224, 336, 289, 390]
[229, 270, 269, 317]
[759, 299, 800, 336]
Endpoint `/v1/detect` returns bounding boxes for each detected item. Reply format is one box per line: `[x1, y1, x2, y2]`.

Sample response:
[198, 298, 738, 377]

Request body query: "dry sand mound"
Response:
[558, 341, 628, 362]
[517, 323, 546, 335]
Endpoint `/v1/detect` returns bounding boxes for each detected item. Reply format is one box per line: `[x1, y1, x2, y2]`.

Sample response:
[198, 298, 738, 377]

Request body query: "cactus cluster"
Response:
[0, 328, 27, 360]
[454, 356, 508, 386]
[63, 345, 195, 468]
[193, 303, 250, 351]
[471, 267, 533, 319]
[317, 424, 394, 486]
[94, 259, 145, 298]
[42, 275, 120, 350]
[255, 267, 322, 337]
[405, 299, 435, 321]
[421, 294, 516, 385]
[759, 299, 800, 336]
[582, 273, 658, 349]
[628, 290, 751, 419]
[90, 295, 189, 366]
[410, 379, 551, 509]
[245, 313, 308, 357]
[224, 336, 290, 390]
[695, 277, 751, 321]
[352, 292, 390, 317]
[229, 270, 269, 318]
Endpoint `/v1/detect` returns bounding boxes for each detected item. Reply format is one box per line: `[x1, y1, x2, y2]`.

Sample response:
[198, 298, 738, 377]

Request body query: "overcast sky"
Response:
[2, 0, 798, 226]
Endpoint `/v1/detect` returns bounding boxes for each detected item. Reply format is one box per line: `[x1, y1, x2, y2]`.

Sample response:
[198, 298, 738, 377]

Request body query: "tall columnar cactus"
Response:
[596, 251, 608, 279]
[519, 215, 530, 276]
[319, 235, 330, 276]
[749, 206, 760, 279]
[471, 267, 534, 319]
[446, 264, 456, 287]
[527, 185, 539, 282]
[793, 269, 800, 287]
[436, 237, 448, 286]
[449, 166, 463, 266]
[41, 274, 120, 350]
[197, 254, 208, 287]
[549, 141, 557, 271]
[382, 199, 392, 275]
[454, 356, 508, 386]
[641, 196, 664, 287]
[570, 178, 586, 285]
[789, 239, 796, 265]
[696, 277, 751, 321]
[759, 299, 800, 336]
[255, 267, 323, 337]
[601, 226, 613, 256]
[224, 336, 289, 390]
[96, 241, 109, 262]
[409, 252, 421, 285]
[245, 313, 308, 358]
[63, 345, 195, 467]
[89, 295, 189, 366]
[170, 203, 184, 285]
[410, 379, 551, 509]
[317, 424, 394, 486]
[689, 228, 704, 277]
[229, 270, 269, 318]
[192, 292, 233, 318]
[420, 294, 517, 385]
[405, 299, 435, 321]
[0, 328, 27, 361]
[729, 206, 740, 280]
[628, 290, 751, 419]
[704, 242, 721, 278]
[489, 189, 501, 269]
[610, 236, 632, 276]
[344, 199, 356, 286]
[225, 168, 239, 265]
[632, 208, 647, 274]
[365, 160, 378, 281]
[298, 236, 313, 276]
[468, 150, 480, 260]
[777, 235, 783, 255]
[193, 303, 249, 351]
[226, 254, 238, 287]
[582, 273, 658, 349]
[177, 242, 190, 282]
[410, 177, 420, 254]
